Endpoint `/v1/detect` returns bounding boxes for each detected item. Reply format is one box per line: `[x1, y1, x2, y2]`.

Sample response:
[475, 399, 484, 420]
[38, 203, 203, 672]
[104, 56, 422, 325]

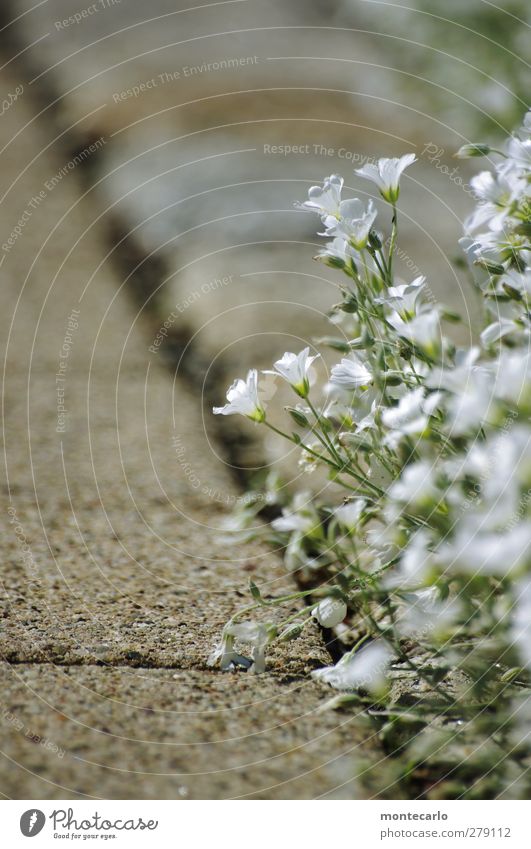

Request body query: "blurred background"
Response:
[4, 0, 530, 475]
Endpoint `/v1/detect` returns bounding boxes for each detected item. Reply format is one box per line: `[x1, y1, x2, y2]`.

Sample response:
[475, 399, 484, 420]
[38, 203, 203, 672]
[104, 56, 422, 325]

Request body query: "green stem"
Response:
[264, 420, 337, 471]
[387, 203, 398, 282]
[265, 420, 384, 498]
[231, 587, 318, 623]
[371, 249, 389, 286]
[306, 396, 344, 465]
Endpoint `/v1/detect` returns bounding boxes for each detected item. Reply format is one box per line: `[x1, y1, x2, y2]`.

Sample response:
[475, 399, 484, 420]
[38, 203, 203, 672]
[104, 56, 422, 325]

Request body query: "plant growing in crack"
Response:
[209, 112, 531, 797]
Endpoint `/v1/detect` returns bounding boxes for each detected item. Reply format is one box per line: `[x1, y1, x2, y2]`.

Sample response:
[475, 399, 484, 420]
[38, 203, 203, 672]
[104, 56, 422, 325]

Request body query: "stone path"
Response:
[0, 61, 386, 799]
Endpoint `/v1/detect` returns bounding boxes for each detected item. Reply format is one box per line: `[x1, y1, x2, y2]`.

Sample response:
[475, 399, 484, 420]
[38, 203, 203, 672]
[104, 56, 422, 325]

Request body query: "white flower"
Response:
[464, 229, 531, 271]
[470, 170, 502, 203]
[389, 309, 441, 357]
[376, 276, 426, 319]
[437, 362, 497, 436]
[213, 369, 265, 421]
[323, 198, 377, 250]
[385, 531, 435, 590]
[330, 355, 372, 390]
[388, 460, 440, 511]
[441, 520, 531, 576]
[312, 640, 393, 692]
[283, 531, 314, 572]
[348, 399, 381, 434]
[272, 512, 313, 533]
[298, 439, 321, 474]
[445, 441, 490, 484]
[482, 427, 531, 509]
[272, 492, 318, 534]
[459, 232, 505, 274]
[263, 347, 319, 398]
[465, 171, 522, 234]
[426, 347, 482, 393]
[395, 587, 459, 639]
[501, 268, 531, 301]
[207, 630, 252, 671]
[446, 383, 494, 435]
[334, 499, 366, 530]
[481, 318, 520, 347]
[312, 597, 347, 628]
[316, 236, 359, 268]
[297, 174, 343, 218]
[493, 350, 531, 410]
[355, 153, 416, 203]
[503, 137, 531, 174]
[228, 622, 271, 674]
[382, 387, 441, 440]
[355, 400, 379, 432]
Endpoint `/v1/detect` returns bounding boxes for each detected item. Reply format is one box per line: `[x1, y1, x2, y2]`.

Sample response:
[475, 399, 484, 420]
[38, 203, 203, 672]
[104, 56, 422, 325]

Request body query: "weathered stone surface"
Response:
[0, 663, 373, 799]
[0, 62, 382, 798]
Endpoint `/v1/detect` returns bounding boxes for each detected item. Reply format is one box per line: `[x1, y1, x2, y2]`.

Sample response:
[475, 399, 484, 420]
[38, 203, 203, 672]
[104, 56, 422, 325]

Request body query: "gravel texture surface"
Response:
[0, 62, 379, 798]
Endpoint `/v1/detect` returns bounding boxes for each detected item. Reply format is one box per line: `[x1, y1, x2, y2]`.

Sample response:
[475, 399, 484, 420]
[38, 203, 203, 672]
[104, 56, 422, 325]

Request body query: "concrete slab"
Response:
[0, 663, 374, 799]
[0, 62, 382, 798]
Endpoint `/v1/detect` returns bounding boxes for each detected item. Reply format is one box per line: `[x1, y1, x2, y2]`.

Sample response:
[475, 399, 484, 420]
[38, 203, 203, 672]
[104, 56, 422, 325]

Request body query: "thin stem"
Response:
[372, 249, 389, 285]
[306, 396, 344, 465]
[231, 587, 318, 623]
[264, 420, 337, 471]
[265, 420, 384, 497]
[387, 203, 398, 282]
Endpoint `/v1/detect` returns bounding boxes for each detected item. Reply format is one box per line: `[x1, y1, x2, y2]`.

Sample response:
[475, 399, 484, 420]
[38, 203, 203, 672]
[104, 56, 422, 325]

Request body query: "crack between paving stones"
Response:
[1, 656, 315, 684]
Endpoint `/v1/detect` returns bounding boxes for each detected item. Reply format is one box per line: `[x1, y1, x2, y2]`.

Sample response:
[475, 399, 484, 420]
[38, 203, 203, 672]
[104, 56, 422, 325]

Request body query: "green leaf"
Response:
[441, 308, 462, 323]
[249, 580, 262, 602]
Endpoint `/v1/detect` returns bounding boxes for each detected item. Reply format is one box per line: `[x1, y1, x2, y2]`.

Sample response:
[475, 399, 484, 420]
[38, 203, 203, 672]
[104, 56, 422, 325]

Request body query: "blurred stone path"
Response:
[0, 62, 384, 799]
[7, 0, 478, 380]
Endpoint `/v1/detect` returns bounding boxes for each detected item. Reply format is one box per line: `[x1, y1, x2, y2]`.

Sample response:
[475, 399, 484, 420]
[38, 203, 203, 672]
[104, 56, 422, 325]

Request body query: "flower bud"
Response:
[500, 667, 523, 684]
[312, 597, 347, 628]
[286, 407, 310, 428]
[279, 622, 304, 641]
[474, 259, 505, 275]
[316, 254, 346, 270]
[455, 143, 491, 158]
[340, 294, 359, 313]
[368, 230, 383, 250]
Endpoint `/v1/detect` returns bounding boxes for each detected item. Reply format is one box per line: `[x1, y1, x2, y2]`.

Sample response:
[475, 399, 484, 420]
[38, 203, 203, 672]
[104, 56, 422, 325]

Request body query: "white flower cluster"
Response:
[458, 114, 531, 348]
[210, 113, 531, 726]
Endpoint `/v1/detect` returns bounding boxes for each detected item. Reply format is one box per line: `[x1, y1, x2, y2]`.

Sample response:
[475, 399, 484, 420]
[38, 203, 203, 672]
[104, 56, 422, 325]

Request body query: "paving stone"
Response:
[0, 663, 375, 799]
[0, 62, 384, 797]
